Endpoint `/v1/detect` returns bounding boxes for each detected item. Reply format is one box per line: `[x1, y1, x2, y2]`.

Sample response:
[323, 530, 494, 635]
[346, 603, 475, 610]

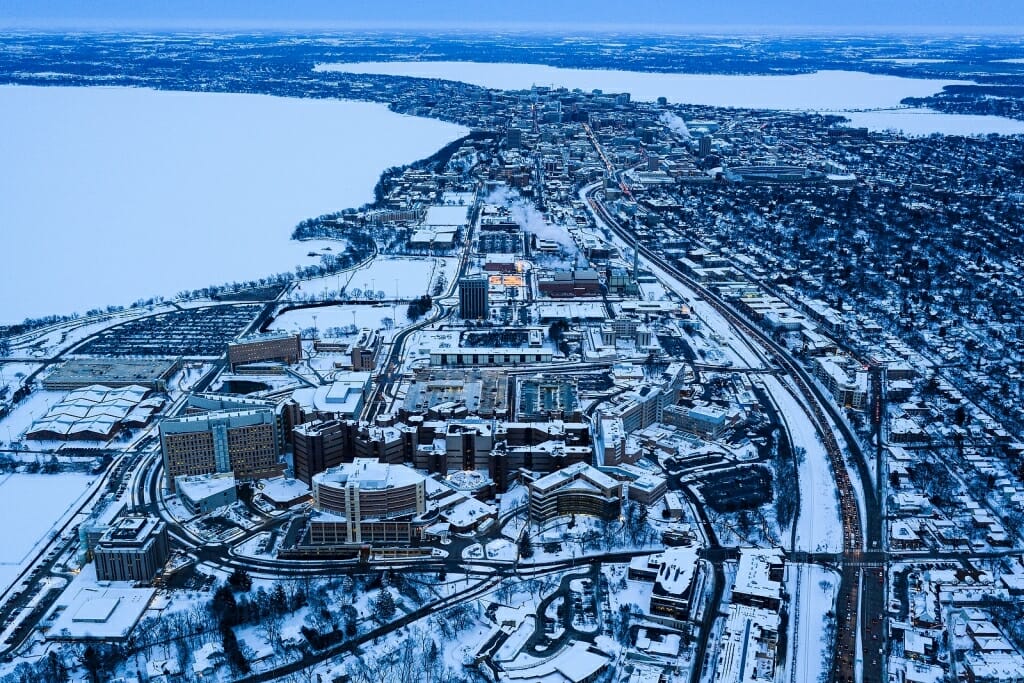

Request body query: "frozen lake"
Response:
[317, 61, 1024, 135]
[829, 108, 1024, 136]
[0, 86, 467, 324]
[316, 61, 965, 110]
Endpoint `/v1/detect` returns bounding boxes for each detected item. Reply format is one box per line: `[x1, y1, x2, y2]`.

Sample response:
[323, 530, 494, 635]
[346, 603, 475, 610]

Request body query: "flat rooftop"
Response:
[233, 331, 298, 345]
[175, 473, 236, 502]
[45, 564, 156, 641]
[313, 458, 424, 491]
[423, 204, 470, 227]
[260, 477, 311, 504]
[43, 358, 180, 389]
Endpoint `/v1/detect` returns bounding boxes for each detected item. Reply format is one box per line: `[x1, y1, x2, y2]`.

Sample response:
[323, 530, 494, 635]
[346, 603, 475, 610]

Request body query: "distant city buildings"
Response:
[714, 548, 786, 683]
[599, 363, 688, 434]
[292, 419, 407, 485]
[537, 269, 602, 298]
[350, 328, 381, 371]
[662, 403, 742, 440]
[815, 354, 868, 410]
[11, 30, 1024, 683]
[628, 545, 702, 626]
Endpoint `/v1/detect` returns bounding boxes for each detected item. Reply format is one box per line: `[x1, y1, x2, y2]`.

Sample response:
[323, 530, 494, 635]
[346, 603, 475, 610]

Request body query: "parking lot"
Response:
[76, 304, 264, 357]
[699, 465, 773, 512]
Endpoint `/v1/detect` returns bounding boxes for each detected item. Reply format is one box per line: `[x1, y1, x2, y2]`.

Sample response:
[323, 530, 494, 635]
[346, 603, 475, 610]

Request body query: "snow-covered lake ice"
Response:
[317, 61, 1024, 135]
[316, 61, 965, 110]
[0, 86, 467, 324]
[829, 108, 1024, 136]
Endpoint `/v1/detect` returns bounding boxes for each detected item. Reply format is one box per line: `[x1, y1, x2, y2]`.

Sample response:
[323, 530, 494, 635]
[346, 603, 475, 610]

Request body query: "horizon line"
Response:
[2, 19, 1024, 36]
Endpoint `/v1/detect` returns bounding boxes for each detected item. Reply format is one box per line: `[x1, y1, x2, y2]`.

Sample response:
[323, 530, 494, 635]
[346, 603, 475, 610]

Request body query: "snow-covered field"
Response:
[0, 362, 42, 394]
[786, 564, 840, 683]
[0, 473, 94, 594]
[292, 255, 459, 301]
[761, 375, 843, 553]
[347, 256, 455, 299]
[0, 389, 67, 444]
[269, 303, 411, 335]
[317, 62, 965, 110]
[829, 108, 1024, 136]
[0, 86, 467, 324]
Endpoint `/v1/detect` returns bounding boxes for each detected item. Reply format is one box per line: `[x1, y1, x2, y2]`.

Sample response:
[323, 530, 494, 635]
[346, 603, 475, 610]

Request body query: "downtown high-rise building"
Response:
[459, 277, 489, 319]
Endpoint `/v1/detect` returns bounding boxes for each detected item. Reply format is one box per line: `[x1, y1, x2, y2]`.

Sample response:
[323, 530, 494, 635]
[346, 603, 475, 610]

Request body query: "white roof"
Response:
[73, 597, 121, 623]
[260, 477, 311, 503]
[29, 384, 151, 438]
[733, 547, 784, 601]
[499, 641, 608, 682]
[314, 458, 424, 491]
[424, 204, 470, 227]
[530, 461, 617, 492]
[176, 473, 236, 503]
[654, 545, 699, 595]
[45, 564, 155, 640]
[442, 498, 493, 527]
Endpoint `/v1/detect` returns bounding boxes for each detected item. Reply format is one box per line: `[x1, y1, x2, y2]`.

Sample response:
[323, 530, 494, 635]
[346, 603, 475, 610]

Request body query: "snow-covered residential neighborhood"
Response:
[3, 25, 1024, 683]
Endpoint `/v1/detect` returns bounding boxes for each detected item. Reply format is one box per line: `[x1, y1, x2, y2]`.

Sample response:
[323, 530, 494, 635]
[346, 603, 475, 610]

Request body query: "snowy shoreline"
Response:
[318, 61, 1024, 135]
[0, 85, 467, 324]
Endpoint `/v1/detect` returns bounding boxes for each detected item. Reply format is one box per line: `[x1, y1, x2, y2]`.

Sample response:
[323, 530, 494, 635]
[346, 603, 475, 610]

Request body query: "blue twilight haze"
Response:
[1, 0, 1023, 31]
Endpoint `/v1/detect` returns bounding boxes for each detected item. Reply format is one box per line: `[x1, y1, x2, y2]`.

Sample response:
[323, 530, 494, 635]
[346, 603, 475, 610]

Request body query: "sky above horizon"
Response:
[2, 0, 1023, 32]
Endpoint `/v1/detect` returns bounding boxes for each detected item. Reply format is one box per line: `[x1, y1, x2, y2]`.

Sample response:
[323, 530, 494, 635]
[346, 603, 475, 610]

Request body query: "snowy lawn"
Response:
[0, 389, 67, 443]
[269, 303, 411, 336]
[293, 255, 458, 302]
[484, 539, 516, 562]
[0, 473, 94, 591]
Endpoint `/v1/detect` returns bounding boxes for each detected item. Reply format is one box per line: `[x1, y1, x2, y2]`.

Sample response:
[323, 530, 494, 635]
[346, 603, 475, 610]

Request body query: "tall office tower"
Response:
[698, 134, 713, 157]
[459, 277, 489, 320]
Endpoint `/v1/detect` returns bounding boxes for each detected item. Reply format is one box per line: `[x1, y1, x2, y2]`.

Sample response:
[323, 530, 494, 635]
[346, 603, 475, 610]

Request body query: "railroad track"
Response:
[584, 187, 866, 682]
